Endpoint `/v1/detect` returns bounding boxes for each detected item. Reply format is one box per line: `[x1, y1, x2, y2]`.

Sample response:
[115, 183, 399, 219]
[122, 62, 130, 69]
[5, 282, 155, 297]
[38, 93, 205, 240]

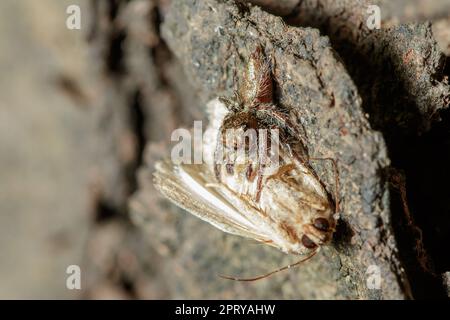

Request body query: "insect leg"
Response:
[265, 163, 297, 181]
[309, 157, 340, 214]
[214, 112, 253, 181]
[218, 249, 318, 282]
[256, 106, 309, 163]
[256, 106, 302, 140]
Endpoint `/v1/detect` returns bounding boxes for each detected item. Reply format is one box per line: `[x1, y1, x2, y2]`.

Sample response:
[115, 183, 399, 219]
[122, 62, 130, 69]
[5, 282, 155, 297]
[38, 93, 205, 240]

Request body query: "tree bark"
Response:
[86, 0, 450, 299]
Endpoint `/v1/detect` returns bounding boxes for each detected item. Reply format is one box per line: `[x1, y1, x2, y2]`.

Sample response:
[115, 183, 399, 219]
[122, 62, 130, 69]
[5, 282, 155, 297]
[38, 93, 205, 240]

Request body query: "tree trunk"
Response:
[85, 0, 450, 299]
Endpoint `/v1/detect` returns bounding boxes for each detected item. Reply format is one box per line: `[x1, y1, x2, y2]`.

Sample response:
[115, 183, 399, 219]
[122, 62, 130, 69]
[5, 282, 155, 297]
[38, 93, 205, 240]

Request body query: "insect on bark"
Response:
[153, 46, 340, 281]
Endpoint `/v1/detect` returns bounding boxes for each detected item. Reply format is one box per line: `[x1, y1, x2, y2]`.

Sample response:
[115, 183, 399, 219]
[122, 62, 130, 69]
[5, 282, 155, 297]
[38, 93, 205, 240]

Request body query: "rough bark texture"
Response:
[85, 0, 450, 299]
[281, 0, 450, 299]
[285, 0, 450, 134]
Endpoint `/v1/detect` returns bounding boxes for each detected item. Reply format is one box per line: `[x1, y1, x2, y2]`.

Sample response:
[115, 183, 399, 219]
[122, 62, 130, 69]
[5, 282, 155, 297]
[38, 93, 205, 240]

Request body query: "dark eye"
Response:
[301, 235, 317, 249]
[313, 218, 329, 231]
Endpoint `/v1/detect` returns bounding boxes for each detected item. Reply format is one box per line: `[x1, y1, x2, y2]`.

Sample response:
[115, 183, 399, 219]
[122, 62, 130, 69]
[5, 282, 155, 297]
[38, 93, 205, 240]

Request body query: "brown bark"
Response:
[85, 0, 450, 299]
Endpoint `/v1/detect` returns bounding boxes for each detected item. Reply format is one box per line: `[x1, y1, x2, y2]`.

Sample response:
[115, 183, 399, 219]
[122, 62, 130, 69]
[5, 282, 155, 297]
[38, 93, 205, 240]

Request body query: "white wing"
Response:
[153, 160, 272, 243]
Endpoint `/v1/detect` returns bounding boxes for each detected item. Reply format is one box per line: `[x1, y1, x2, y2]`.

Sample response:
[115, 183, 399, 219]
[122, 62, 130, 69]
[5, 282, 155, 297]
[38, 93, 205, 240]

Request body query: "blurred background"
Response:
[0, 0, 201, 300]
[0, 0, 94, 298]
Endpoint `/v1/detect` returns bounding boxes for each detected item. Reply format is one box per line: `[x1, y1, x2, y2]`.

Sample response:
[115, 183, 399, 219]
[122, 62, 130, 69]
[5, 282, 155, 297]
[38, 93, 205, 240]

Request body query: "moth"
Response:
[153, 46, 339, 281]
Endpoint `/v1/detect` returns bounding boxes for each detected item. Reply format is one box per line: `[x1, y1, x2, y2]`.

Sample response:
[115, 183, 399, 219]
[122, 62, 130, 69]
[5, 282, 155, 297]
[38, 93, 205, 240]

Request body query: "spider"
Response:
[214, 46, 311, 201]
[154, 45, 341, 282]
